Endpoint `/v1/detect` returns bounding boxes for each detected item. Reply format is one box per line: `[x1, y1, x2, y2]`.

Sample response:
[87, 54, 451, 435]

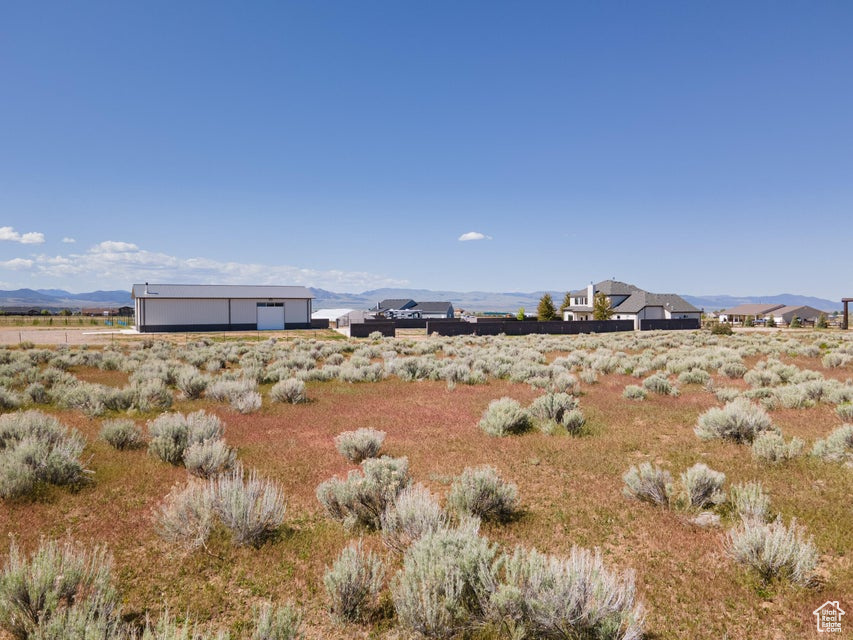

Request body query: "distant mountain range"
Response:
[0, 287, 841, 313]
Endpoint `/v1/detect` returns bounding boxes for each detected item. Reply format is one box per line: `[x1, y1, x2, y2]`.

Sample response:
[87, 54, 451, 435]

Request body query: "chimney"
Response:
[587, 281, 594, 305]
[145, 282, 149, 295]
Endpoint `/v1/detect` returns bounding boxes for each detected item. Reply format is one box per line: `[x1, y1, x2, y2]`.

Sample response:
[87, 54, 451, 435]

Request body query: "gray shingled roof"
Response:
[373, 299, 416, 311]
[411, 301, 453, 314]
[612, 292, 699, 314]
[571, 280, 640, 297]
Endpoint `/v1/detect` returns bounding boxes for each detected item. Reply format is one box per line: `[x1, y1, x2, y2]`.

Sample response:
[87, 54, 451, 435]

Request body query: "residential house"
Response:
[767, 305, 826, 327]
[718, 304, 785, 325]
[371, 299, 454, 319]
[563, 280, 700, 329]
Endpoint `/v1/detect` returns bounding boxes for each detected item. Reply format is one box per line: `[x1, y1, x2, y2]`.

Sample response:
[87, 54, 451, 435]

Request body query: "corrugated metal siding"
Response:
[144, 299, 229, 325]
[285, 300, 309, 325]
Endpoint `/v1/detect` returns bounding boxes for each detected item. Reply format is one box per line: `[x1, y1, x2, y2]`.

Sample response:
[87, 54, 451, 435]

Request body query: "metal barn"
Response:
[132, 284, 313, 332]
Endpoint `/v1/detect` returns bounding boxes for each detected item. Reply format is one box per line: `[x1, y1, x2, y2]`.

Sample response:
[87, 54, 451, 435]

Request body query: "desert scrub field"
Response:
[0, 329, 851, 639]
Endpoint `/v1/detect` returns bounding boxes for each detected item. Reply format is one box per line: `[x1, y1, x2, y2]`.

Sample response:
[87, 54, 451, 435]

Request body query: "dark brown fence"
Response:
[310, 319, 330, 329]
[425, 320, 634, 336]
[350, 322, 395, 338]
[364, 318, 460, 329]
[639, 319, 701, 331]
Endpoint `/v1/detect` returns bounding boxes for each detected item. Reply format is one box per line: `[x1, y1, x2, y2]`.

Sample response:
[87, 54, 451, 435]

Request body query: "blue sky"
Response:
[1, 1, 851, 298]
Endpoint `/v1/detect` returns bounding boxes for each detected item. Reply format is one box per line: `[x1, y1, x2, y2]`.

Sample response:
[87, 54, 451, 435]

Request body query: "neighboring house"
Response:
[719, 304, 785, 324]
[82, 306, 134, 317]
[767, 305, 826, 326]
[563, 280, 700, 329]
[371, 299, 454, 319]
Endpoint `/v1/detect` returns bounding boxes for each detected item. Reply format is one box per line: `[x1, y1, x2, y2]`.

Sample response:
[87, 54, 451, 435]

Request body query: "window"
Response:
[257, 302, 284, 307]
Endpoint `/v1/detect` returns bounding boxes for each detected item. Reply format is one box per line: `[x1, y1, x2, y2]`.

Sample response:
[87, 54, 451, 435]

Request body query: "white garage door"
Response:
[257, 304, 285, 330]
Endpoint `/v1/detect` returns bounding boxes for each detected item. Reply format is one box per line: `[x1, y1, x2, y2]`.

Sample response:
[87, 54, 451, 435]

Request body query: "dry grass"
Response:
[0, 334, 851, 639]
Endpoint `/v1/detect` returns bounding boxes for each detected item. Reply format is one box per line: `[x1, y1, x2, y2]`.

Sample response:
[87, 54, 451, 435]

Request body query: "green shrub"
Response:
[730, 481, 770, 524]
[176, 369, 210, 400]
[252, 602, 302, 640]
[213, 463, 287, 547]
[391, 526, 499, 638]
[157, 481, 216, 552]
[623, 385, 647, 401]
[334, 428, 385, 464]
[811, 424, 853, 463]
[447, 466, 519, 523]
[622, 463, 672, 507]
[694, 398, 777, 444]
[560, 408, 586, 435]
[710, 323, 733, 335]
[678, 369, 711, 386]
[324, 540, 385, 624]
[528, 392, 577, 424]
[184, 439, 237, 478]
[0, 411, 87, 499]
[835, 403, 853, 421]
[269, 378, 308, 404]
[726, 518, 817, 586]
[381, 484, 448, 553]
[751, 432, 804, 463]
[492, 545, 645, 640]
[100, 419, 144, 451]
[642, 374, 677, 396]
[478, 397, 532, 436]
[680, 463, 725, 509]
[720, 361, 748, 378]
[0, 539, 118, 639]
[316, 456, 410, 529]
[148, 411, 225, 466]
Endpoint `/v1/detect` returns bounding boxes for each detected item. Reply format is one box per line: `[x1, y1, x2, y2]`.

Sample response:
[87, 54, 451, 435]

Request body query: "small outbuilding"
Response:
[132, 283, 313, 333]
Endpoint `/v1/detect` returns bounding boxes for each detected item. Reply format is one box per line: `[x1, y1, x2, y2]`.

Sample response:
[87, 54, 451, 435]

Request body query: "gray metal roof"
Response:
[571, 280, 640, 297]
[132, 284, 314, 299]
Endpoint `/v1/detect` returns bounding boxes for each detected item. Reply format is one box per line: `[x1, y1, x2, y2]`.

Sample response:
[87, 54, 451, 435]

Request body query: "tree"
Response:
[766, 315, 776, 328]
[517, 307, 526, 321]
[744, 315, 754, 328]
[592, 292, 613, 320]
[789, 315, 801, 328]
[537, 293, 557, 321]
[816, 314, 828, 329]
[559, 292, 572, 314]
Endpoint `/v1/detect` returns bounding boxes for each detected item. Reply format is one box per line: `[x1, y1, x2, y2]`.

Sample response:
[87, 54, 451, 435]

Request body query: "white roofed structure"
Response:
[132, 283, 313, 333]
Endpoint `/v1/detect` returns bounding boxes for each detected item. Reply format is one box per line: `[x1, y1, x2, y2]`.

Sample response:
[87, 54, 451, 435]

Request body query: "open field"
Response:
[0, 329, 851, 639]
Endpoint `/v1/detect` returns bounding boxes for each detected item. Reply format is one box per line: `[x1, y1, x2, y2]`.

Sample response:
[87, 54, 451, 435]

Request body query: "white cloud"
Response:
[458, 231, 492, 242]
[0, 258, 35, 270]
[1, 241, 407, 291]
[0, 226, 45, 244]
[61, 237, 76, 243]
